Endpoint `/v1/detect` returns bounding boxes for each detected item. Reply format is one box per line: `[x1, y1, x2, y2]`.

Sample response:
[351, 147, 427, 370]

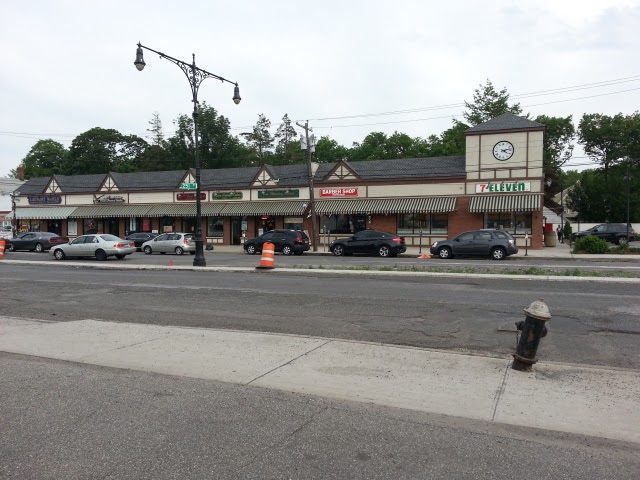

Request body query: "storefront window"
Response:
[322, 214, 367, 234]
[284, 217, 304, 231]
[397, 213, 448, 235]
[161, 216, 175, 233]
[486, 213, 532, 234]
[207, 218, 224, 237]
[84, 218, 98, 234]
[18, 220, 41, 233]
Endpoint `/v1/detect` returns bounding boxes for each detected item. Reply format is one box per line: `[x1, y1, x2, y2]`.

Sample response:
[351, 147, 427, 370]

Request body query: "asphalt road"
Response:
[2, 352, 638, 480]
[2, 263, 639, 369]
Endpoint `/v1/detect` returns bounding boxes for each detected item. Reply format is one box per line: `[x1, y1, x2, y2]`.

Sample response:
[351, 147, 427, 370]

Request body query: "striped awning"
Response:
[13, 206, 77, 220]
[69, 205, 153, 218]
[218, 201, 306, 216]
[314, 197, 457, 214]
[145, 203, 226, 217]
[469, 194, 542, 212]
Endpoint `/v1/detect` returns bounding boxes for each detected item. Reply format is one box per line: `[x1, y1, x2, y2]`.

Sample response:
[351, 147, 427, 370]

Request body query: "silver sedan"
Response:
[50, 234, 136, 261]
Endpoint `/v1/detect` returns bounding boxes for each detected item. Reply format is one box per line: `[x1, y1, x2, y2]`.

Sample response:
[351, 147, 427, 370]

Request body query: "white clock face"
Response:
[493, 141, 514, 161]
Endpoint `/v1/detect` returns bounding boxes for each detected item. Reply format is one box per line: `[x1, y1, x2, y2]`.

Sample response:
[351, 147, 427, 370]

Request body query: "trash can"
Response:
[544, 231, 557, 247]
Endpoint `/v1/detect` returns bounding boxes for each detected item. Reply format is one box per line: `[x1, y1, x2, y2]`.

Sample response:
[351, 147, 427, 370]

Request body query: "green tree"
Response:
[273, 114, 303, 165]
[20, 139, 68, 178]
[147, 112, 165, 147]
[463, 80, 523, 126]
[315, 136, 350, 163]
[65, 128, 147, 175]
[241, 113, 274, 160]
[426, 122, 468, 157]
[578, 113, 628, 172]
[349, 132, 389, 160]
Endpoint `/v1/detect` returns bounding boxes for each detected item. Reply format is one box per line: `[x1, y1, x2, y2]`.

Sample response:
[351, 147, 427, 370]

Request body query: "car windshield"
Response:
[99, 235, 121, 241]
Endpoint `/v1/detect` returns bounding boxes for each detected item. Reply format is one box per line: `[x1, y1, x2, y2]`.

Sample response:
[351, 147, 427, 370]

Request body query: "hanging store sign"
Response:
[320, 187, 359, 197]
[475, 182, 531, 193]
[211, 191, 243, 200]
[257, 189, 299, 199]
[28, 195, 62, 205]
[94, 194, 125, 203]
[176, 193, 206, 201]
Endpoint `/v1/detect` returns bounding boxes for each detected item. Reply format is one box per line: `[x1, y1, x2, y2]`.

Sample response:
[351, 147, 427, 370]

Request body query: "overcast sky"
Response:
[2, 0, 640, 178]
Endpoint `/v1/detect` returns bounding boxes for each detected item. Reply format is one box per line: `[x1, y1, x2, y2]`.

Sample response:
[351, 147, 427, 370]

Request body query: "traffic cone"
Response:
[0, 240, 5, 260]
[418, 253, 431, 259]
[256, 242, 275, 270]
[169, 260, 173, 267]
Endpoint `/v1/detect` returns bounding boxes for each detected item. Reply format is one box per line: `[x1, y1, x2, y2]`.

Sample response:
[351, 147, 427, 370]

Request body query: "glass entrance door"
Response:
[231, 217, 242, 245]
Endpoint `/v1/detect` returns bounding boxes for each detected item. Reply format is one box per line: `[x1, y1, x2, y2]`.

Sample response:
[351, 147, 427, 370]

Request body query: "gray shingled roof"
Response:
[317, 157, 466, 181]
[16, 177, 49, 195]
[111, 170, 186, 190]
[200, 166, 260, 189]
[53, 174, 106, 193]
[465, 113, 544, 133]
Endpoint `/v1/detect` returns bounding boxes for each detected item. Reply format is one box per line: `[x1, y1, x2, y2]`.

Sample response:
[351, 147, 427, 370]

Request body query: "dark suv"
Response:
[430, 229, 518, 260]
[571, 223, 636, 245]
[329, 230, 406, 257]
[244, 229, 310, 255]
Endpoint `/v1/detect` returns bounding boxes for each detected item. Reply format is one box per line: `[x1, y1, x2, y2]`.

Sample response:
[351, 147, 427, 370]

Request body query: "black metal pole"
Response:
[626, 163, 631, 243]
[419, 230, 422, 253]
[192, 101, 206, 267]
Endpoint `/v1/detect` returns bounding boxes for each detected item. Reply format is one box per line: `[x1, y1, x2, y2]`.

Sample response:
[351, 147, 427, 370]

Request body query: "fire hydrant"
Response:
[512, 299, 551, 372]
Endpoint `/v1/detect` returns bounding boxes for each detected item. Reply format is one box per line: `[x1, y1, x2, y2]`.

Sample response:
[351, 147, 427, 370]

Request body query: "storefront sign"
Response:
[177, 192, 207, 201]
[320, 188, 359, 197]
[28, 195, 61, 205]
[475, 182, 531, 193]
[257, 189, 299, 199]
[94, 194, 125, 203]
[211, 191, 242, 200]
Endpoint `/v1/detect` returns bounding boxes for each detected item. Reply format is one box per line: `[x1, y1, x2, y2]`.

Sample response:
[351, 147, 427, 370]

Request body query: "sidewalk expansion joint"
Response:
[77, 336, 165, 361]
[491, 359, 512, 422]
[245, 340, 332, 385]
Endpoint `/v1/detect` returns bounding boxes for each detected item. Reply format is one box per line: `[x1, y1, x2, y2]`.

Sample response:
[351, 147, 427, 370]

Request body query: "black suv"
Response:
[430, 229, 518, 260]
[329, 230, 406, 257]
[244, 229, 310, 255]
[571, 223, 636, 245]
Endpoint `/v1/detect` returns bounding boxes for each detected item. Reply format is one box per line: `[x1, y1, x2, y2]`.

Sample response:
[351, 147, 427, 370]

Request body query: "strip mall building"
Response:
[13, 114, 546, 249]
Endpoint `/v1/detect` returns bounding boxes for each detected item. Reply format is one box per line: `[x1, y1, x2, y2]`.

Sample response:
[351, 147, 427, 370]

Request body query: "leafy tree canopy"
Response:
[20, 139, 68, 178]
[463, 79, 523, 126]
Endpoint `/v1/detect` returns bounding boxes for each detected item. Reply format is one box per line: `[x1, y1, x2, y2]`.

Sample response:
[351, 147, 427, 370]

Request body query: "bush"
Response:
[573, 235, 609, 254]
[562, 221, 572, 241]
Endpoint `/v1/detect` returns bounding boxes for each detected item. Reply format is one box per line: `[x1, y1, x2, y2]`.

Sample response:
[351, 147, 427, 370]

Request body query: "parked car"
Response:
[330, 230, 406, 257]
[141, 232, 195, 255]
[571, 223, 636, 245]
[0, 226, 12, 240]
[50, 234, 136, 261]
[431, 229, 518, 260]
[244, 229, 310, 255]
[6, 232, 69, 252]
[126, 232, 158, 251]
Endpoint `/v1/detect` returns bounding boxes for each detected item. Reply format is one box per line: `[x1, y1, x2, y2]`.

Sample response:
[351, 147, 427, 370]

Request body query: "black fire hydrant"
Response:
[512, 299, 551, 372]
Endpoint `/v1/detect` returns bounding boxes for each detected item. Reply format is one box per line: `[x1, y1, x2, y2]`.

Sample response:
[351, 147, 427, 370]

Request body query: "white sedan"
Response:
[50, 234, 136, 261]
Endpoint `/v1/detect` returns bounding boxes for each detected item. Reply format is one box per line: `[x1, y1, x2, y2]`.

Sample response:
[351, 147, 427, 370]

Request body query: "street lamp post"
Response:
[134, 43, 241, 267]
[624, 163, 631, 243]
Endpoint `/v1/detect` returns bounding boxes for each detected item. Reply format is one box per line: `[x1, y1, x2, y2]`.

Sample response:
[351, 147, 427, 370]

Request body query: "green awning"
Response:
[69, 205, 153, 218]
[469, 194, 542, 212]
[13, 206, 77, 220]
[145, 203, 226, 217]
[218, 201, 306, 216]
[314, 197, 457, 214]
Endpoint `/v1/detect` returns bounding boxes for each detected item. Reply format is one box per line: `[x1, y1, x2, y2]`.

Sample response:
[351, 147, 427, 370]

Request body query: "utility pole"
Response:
[296, 120, 319, 251]
[625, 161, 631, 243]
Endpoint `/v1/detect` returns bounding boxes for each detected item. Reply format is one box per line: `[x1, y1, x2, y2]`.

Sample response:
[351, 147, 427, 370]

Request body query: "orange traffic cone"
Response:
[0, 240, 5, 259]
[169, 260, 173, 267]
[418, 253, 431, 259]
[256, 241, 275, 270]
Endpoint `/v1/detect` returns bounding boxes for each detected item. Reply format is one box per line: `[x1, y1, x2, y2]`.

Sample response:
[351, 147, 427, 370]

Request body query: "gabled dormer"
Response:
[99, 173, 120, 192]
[325, 160, 359, 181]
[45, 176, 61, 193]
[178, 169, 197, 188]
[251, 165, 279, 187]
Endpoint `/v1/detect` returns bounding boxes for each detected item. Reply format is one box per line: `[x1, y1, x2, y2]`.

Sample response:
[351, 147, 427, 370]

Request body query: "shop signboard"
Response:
[94, 194, 125, 203]
[320, 188, 359, 197]
[176, 193, 206, 201]
[28, 195, 62, 205]
[180, 182, 197, 190]
[475, 182, 531, 193]
[257, 189, 299, 199]
[211, 191, 242, 200]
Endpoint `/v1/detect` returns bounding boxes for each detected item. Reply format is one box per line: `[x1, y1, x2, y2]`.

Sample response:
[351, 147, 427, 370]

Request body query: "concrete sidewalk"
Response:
[2, 316, 638, 444]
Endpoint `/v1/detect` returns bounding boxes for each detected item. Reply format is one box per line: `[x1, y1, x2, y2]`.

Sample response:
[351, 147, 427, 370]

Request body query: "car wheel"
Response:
[7, 243, 14, 252]
[143, 246, 153, 255]
[282, 244, 293, 255]
[95, 249, 107, 261]
[115, 254, 126, 259]
[617, 237, 628, 246]
[175, 247, 184, 255]
[491, 247, 506, 260]
[53, 249, 66, 260]
[246, 244, 256, 255]
[378, 245, 391, 257]
[35, 243, 44, 253]
[332, 244, 345, 256]
[438, 247, 452, 259]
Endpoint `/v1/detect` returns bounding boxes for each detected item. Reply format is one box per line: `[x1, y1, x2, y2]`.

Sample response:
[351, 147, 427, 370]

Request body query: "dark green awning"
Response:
[13, 206, 77, 219]
[469, 195, 542, 212]
[314, 197, 457, 214]
[69, 205, 153, 218]
[218, 201, 306, 216]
